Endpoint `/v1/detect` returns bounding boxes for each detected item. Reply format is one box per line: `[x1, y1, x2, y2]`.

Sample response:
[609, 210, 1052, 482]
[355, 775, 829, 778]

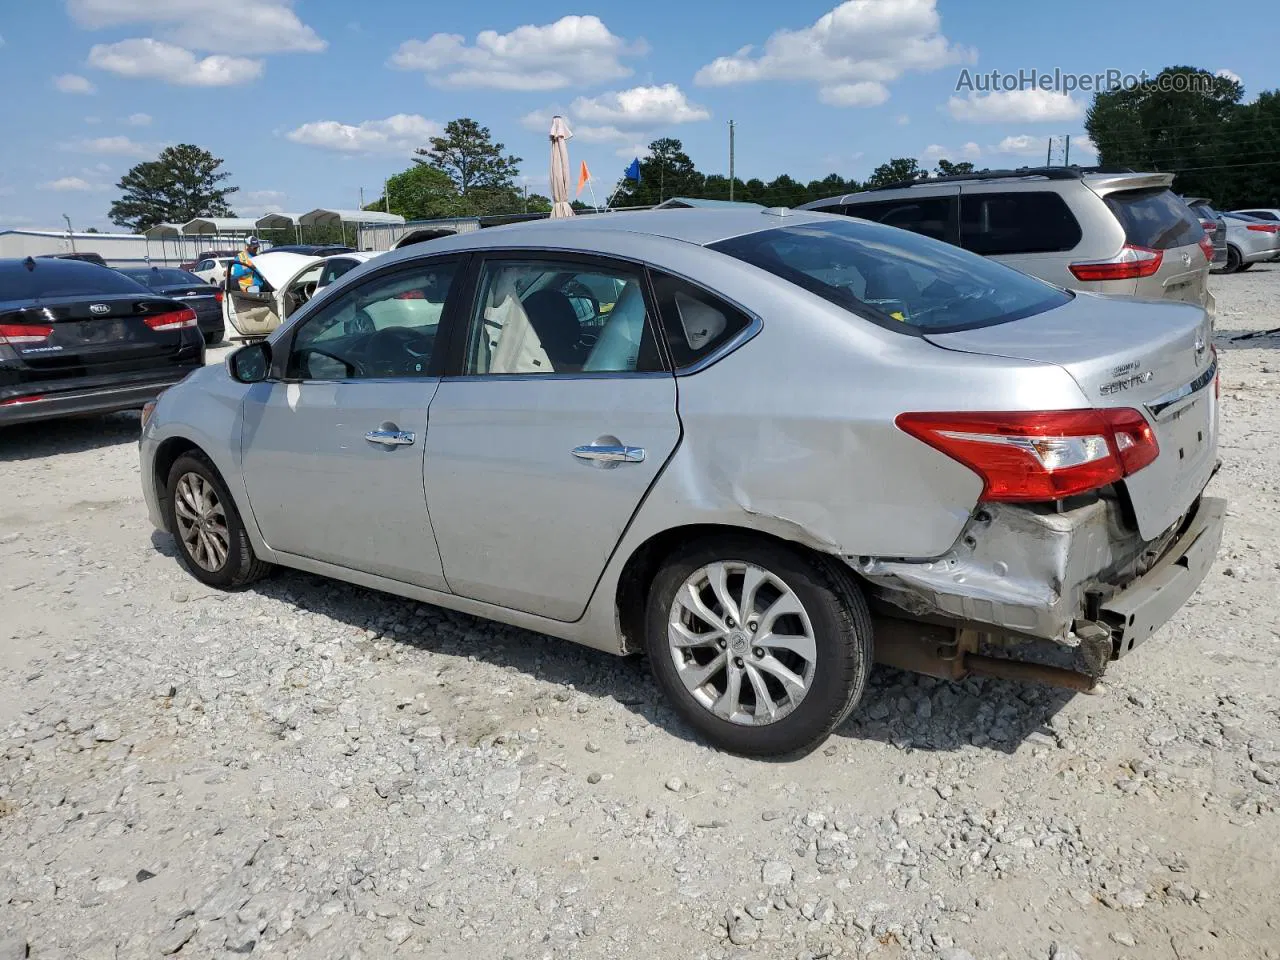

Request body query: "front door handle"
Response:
[572, 443, 645, 463]
[365, 429, 415, 447]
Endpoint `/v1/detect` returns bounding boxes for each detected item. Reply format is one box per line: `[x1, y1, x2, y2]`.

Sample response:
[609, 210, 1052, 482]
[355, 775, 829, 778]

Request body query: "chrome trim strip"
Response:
[1145, 359, 1216, 419]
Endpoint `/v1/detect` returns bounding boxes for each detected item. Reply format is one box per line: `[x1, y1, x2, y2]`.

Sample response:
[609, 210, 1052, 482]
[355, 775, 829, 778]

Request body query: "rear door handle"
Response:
[365, 429, 415, 447]
[572, 443, 645, 463]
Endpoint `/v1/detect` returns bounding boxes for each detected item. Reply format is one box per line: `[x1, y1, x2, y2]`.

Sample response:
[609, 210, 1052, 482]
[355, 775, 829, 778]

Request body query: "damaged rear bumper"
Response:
[853, 493, 1225, 662]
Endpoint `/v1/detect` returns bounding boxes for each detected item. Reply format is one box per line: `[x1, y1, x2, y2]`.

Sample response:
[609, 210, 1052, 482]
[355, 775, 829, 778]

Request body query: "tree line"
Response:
[106, 62, 1278, 233]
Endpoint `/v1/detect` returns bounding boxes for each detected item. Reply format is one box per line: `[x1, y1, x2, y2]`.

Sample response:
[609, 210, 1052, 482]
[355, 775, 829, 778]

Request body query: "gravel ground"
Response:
[3, 270, 1279, 960]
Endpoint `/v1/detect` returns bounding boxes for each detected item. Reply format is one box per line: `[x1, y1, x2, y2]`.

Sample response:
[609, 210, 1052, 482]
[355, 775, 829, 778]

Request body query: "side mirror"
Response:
[228, 341, 271, 383]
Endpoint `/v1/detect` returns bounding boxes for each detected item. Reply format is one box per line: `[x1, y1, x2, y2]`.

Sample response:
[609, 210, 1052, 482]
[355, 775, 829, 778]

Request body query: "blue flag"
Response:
[625, 158, 641, 182]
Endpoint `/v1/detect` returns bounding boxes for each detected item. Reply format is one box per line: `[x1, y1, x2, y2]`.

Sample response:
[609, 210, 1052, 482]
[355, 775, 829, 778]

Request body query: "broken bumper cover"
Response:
[854, 494, 1225, 656]
[1101, 496, 1225, 657]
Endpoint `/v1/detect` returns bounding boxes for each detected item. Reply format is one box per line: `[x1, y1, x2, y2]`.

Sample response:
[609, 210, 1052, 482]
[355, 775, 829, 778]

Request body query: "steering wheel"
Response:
[344, 307, 376, 337]
[364, 326, 431, 377]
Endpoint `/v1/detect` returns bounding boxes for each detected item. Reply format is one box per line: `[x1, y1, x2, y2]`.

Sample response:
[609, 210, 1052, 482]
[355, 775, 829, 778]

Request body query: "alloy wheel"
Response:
[173, 472, 230, 572]
[667, 561, 817, 726]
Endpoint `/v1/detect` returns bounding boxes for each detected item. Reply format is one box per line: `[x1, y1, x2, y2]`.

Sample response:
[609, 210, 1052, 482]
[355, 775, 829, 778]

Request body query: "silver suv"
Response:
[801, 168, 1214, 311]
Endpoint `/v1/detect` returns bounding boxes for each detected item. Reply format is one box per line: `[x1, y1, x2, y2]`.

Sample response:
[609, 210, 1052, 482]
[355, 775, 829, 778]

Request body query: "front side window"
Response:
[318, 258, 360, 288]
[840, 196, 954, 243]
[960, 192, 1083, 255]
[463, 259, 662, 375]
[287, 261, 456, 380]
[710, 217, 1071, 333]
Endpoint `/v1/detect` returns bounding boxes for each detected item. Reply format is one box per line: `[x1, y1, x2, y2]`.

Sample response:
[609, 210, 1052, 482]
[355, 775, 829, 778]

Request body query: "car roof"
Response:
[801, 169, 1175, 209]
[375, 208, 828, 267]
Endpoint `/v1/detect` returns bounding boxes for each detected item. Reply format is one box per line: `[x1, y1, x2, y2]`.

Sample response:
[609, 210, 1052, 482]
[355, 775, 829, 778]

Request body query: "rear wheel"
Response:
[1223, 246, 1242, 274]
[164, 452, 271, 589]
[644, 536, 873, 757]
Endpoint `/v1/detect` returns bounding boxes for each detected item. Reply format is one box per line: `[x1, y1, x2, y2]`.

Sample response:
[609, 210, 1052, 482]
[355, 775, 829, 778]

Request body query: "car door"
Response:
[239, 257, 462, 590]
[424, 254, 680, 622]
[958, 187, 1085, 288]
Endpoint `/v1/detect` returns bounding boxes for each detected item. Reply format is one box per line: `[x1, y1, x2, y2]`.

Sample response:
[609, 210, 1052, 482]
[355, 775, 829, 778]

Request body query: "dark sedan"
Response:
[119, 266, 225, 345]
[0, 257, 204, 426]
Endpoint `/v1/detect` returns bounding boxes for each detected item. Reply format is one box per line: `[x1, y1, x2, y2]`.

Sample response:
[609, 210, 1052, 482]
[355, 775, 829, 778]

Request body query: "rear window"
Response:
[1104, 189, 1203, 250]
[710, 218, 1071, 333]
[960, 192, 1083, 255]
[0, 259, 146, 302]
[121, 268, 201, 286]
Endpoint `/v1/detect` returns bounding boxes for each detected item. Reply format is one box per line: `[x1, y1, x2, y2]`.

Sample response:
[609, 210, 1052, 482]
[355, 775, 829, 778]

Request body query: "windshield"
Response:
[0, 259, 147, 302]
[709, 217, 1071, 333]
[121, 268, 201, 286]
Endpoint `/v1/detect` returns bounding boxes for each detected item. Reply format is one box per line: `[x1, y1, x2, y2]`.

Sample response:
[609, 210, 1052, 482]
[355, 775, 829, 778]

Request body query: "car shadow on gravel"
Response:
[0, 411, 141, 461]
[235, 564, 1072, 759]
[1214, 329, 1280, 351]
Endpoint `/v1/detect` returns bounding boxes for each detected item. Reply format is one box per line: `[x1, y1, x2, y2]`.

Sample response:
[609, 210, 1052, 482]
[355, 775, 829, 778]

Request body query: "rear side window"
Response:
[649, 272, 752, 369]
[0, 260, 145, 301]
[960, 192, 1083, 255]
[838, 196, 954, 243]
[1104, 189, 1203, 250]
[710, 218, 1071, 334]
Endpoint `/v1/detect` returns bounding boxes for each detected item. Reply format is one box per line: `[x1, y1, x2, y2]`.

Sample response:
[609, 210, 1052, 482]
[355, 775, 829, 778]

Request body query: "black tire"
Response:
[644, 535, 873, 757]
[164, 451, 271, 589]
[1223, 246, 1242, 274]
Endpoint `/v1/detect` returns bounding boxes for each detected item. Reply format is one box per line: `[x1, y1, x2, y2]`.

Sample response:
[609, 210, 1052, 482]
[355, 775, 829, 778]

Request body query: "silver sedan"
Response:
[140, 209, 1224, 756]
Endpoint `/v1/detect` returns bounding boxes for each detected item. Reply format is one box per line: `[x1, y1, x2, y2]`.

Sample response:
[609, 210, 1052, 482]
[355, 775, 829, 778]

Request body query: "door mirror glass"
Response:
[229, 341, 271, 383]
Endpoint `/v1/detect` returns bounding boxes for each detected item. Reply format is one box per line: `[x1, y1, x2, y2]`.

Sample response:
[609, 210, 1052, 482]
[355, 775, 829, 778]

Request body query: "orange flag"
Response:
[576, 160, 590, 197]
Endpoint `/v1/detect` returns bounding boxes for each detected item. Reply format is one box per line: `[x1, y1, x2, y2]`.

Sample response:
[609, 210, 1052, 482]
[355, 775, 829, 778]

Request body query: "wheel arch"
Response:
[152, 436, 206, 510]
[613, 523, 852, 654]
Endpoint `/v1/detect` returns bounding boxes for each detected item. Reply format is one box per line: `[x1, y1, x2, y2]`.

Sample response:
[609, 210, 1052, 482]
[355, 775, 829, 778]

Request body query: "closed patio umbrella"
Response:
[549, 116, 575, 219]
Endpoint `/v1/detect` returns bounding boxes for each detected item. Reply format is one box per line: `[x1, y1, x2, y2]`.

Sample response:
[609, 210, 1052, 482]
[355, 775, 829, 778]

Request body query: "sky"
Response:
[0, 0, 1275, 232]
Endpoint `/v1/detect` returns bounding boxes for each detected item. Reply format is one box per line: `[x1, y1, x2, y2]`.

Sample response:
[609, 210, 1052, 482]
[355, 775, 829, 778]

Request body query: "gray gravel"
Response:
[3, 270, 1280, 958]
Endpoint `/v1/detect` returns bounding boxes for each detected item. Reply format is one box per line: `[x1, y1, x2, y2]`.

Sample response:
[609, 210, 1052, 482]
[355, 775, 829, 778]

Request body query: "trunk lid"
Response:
[925, 292, 1217, 541]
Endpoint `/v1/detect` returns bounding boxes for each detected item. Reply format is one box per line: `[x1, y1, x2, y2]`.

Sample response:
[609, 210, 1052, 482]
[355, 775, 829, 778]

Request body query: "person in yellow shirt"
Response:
[229, 237, 265, 293]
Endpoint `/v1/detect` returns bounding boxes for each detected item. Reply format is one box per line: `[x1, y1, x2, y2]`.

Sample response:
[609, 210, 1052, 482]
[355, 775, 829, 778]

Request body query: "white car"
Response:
[224, 251, 380, 339]
[191, 256, 235, 285]
[1232, 207, 1280, 223]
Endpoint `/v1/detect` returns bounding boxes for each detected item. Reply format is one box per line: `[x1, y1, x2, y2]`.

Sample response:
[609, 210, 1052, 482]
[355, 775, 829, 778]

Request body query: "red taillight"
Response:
[142, 308, 198, 331]
[1069, 245, 1163, 282]
[0, 395, 45, 406]
[214, 289, 225, 303]
[1198, 235, 1215, 262]
[0, 323, 54, 346]
[395, 289, 426, 300]
[896, 409, 1160, 502]
[1246, 224, 1280, 233]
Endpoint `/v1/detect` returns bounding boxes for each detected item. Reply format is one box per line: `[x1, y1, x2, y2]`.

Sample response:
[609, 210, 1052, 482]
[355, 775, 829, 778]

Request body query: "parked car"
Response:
[801, 168, 1214, 311]
[38, 251, 109, 267]
[181, 248, 240, 272]
[255, 244, 356, 257]
[1181, 197, 1228, 267]
[191, 256, 235, 286]
[1, 256, 204, 426]
[222, 251, 378, 339]
[118, 266, 225, 345]
[1218, 212, 1280, 273]
[140, 210, 1223, 756]
[1230, 207, 1280, 223]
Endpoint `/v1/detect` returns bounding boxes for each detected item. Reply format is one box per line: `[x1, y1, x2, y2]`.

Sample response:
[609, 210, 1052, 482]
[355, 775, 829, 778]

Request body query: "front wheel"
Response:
[644, 537, 873, 757]
[1222, 246, 1242, 274]
[164, 452, 271, 589]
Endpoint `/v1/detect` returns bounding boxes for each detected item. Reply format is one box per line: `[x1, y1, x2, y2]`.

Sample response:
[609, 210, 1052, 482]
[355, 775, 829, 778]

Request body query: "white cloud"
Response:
[40, 177, 104, 192]
[389, 15, 644, 90]
[54, 73, 97, 94]
[694, 0, 971, 106]
[572, 84, 710, 128]
[285, 114, 441, 154]
[818, 81, 889, 108]
[67, 135, 150, 157]
[67, 0, 325, 55]
[1072, 134, 1097, 157]
[993, 134, 1045, 156]
[947, 89, 1083, 123]
[923, 142, 981, 162]
[126, 112, 152, 126]
[89, 39, 263, 86]
[237, 189, 288, 217]
[615, 143, 650, 160]
[895, 114, 910, 125]
[1216, 68, 1242, 85]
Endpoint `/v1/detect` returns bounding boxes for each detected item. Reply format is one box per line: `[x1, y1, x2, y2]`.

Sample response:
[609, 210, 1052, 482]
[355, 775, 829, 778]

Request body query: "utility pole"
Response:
[1064, 134, 1071, 166]
[62, 214, 76, 252]
[728, 120, 736, 201]
[1046, 137, 1053, 166]
[384, 179, 390, 213]
[359, 186, 364, 209]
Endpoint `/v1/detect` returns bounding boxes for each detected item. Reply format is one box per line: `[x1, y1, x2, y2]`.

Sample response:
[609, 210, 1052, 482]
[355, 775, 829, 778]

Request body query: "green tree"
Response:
[614, 138, 705, 206]
[866, 158, 924, 188]
[108, 144, 237, 232]
[807, 173, 860, 200]
[935, 159, 976, 177]
[414, 118, 522, 213]
[366, 164, 464, 221]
